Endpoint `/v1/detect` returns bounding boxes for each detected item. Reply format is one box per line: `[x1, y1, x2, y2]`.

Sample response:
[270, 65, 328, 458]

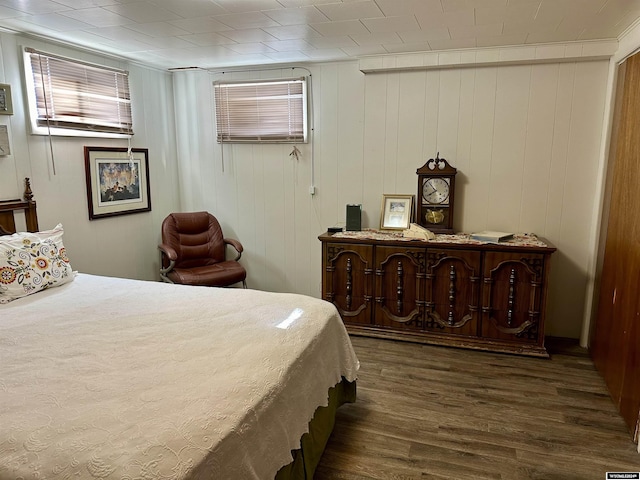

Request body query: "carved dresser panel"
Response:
[320, 232, 556, 357]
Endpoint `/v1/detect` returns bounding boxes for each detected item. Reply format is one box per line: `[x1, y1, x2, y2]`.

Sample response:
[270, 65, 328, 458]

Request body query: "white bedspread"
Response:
[0, 274, 359, 479]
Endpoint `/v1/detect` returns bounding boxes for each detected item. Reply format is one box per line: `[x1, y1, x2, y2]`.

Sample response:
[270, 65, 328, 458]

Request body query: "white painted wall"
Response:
[0, 33, 180, 281]
[0, 30, 616, 340]
[174, 51, 610, 339]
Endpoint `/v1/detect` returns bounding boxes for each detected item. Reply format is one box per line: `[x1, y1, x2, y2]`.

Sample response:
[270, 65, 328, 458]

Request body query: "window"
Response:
[24, 48, 133, 137]
[214, 78, 307, 143]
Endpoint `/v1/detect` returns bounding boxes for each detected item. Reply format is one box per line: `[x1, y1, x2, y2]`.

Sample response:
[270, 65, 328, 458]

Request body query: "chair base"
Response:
[160, 273, 247, 289]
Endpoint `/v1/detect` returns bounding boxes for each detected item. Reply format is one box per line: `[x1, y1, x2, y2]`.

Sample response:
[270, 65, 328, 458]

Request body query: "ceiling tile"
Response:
[535, 0, 604, 23]
[0, 16, 33, 31]
[124, 21, 191, 37]
[306, 35, 359, 48]
[153, 45, 236, 62]
[525, 28, 582, 43]
[0, 5, 22, 19]
[263, 38, 315, 51]
[219, 28, 278, 43]
[53, 29, 123, 47]
[138, 35, 196, 49]
[341, 44, 389, 55]
[0, 0, 70, 15]
[145, 0, 227, 17]
[615, 7, 640, 31]
[441, 0, 507, 11]
[383, 41, 432, 53]
[210, 0, 284, 13]
[316, 1, 384, 21]
[276, 0, 336, 6]
[361, 15, 421, 33]
[428, 36, 477, 50]
[125, 50, 174, 67]
[214, 11, 280, 29]
[578, 24, 621, 40]
[350, 31, 403, 46]
[374, 0, 443, 16]
[52, 0, 123, 7]
[310, 19, 370, 36]
[475, 4, 540, 25]
[58, 7, 137, 27]
[168, 17, 232, 34]
[398, 28, 450, 42]
[102, 2, 180, 23]
[557, 14, 600, 33]
[507, 0, 544, 4]
[225, 42, 277, 54]
[591, 0, 637, 25]
[262, 50, 310, 62]
[261, 24, 322, 40]
[262, 6, 328, 25]
[95, 37, 156, 52]
[415, 10, 474, 28]
[154, 44, 221, 56]
[503, 19, 559, 34]
[87, 25, 154, 43]
[449, 23, 503, 38]
[204, 53, 272, 67]
[178, 31, 237, 46]
[304, 47, 349, 60]
[475, 32, 527, 47]
[0, 0, 634, 71]
[17, 13, 94, 31]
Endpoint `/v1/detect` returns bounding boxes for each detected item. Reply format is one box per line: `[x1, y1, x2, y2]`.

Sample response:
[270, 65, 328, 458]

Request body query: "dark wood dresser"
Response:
[320, 231, 556, 357]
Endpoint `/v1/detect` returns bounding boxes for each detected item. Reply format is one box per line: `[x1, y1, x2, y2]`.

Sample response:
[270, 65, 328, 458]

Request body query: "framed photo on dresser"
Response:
[380, 194, 413, 230]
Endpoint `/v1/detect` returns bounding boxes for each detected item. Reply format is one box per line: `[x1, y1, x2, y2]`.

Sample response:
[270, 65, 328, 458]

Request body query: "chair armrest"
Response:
[224, 238, 243, 261]
[158, 243, 177, 278]
[158, 243, 178, 261]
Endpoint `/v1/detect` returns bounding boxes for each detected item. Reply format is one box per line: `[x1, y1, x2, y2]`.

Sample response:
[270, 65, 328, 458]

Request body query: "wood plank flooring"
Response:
[315, 336, 640, 479]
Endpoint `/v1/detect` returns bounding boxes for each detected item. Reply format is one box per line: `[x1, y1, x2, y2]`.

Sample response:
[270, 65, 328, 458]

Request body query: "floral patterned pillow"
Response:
[0, 224, 74, 304]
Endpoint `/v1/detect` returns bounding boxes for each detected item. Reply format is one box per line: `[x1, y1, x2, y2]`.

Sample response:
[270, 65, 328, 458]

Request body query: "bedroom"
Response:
[1, 0, 640, 477]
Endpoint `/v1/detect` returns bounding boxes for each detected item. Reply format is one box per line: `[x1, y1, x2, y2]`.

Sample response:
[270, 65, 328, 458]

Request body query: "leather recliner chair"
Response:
[158, 211, 247, 288]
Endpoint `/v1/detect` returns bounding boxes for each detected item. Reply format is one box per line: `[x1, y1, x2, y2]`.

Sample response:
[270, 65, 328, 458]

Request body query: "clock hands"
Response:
[424, 185, 436, 196]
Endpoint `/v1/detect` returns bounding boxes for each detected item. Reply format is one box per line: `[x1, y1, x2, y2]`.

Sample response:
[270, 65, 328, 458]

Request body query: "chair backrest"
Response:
[161, 212, 226, 268]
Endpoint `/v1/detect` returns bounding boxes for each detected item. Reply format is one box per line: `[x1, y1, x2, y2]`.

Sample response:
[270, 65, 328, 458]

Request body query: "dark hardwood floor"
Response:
[316, 336, 640, 479]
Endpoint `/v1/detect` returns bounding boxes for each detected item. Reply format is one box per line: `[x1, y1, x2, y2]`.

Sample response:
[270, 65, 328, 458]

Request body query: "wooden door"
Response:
[322, 243, 373, 325]
[481, 251, 546, 347]
[591, 53, 640, 441]
[373, 245, 425, 330]
[423, 248, 481, 337]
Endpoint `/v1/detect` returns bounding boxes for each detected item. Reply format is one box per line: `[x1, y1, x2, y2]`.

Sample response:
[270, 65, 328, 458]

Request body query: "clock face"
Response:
[422, 177, 450, 205]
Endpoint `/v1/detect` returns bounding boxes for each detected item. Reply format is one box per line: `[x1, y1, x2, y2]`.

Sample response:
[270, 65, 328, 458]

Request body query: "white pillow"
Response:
[0, 224, 74, 303]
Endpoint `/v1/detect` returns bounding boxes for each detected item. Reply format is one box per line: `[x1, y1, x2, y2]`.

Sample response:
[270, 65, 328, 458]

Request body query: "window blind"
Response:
[214, 78, 307, 143]
[26, 48, 133, 135]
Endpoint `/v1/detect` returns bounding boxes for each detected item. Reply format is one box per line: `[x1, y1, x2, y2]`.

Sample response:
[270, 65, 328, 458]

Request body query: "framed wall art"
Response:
[84, 146, 151, 220]
[380, 194, 413, 230]
[0, 84, 13, 115]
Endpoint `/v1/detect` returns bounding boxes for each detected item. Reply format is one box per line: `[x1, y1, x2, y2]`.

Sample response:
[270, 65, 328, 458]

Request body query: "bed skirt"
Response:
[275, 377, 356, 480]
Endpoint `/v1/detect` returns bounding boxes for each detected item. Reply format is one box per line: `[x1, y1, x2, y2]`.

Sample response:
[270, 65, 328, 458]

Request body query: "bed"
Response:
[0, 179, 359, 479]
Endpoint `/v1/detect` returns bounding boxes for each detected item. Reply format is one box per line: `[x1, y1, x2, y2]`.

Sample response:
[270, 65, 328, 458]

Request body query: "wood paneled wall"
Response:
[175, 57, 610, 339]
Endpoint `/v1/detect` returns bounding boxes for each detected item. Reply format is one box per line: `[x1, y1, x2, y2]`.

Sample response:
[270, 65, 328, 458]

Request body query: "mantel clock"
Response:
[416, 153, 457, 234]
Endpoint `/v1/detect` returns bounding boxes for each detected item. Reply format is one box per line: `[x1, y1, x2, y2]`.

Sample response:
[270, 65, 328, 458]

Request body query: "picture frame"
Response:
[380, 194, 414, 230]
[84, 146, 151, 220]
[0, 84, 13, 115]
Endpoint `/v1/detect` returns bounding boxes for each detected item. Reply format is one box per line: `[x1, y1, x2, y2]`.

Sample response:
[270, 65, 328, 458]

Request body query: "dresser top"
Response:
[319, 229, 556, 253]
